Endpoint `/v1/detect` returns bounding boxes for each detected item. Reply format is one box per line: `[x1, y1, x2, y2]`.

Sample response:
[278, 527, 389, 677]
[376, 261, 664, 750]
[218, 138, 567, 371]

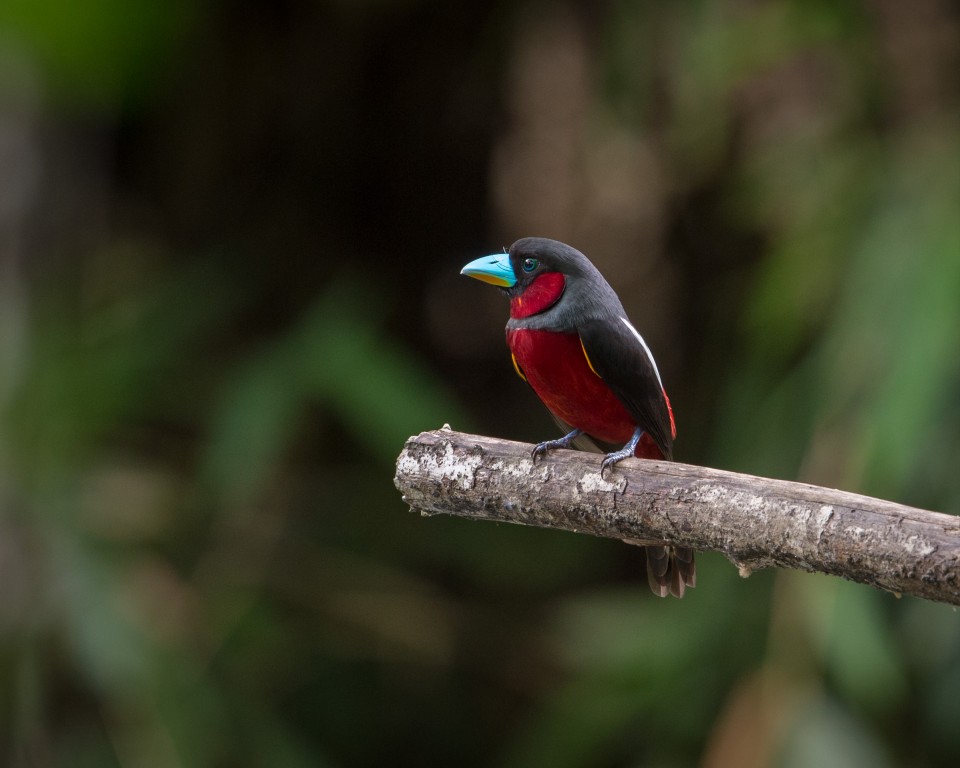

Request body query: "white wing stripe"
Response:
[619, 316, 663, 388]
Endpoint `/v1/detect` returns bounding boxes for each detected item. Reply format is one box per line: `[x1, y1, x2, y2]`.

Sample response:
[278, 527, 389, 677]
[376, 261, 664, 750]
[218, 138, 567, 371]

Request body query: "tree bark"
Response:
[394, 427, 960, 605]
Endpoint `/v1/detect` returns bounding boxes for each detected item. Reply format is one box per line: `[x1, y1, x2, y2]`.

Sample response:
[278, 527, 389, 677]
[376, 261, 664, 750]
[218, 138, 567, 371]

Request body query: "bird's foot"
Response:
[600, 426, 645, 478]
[531, 428, 583, 464]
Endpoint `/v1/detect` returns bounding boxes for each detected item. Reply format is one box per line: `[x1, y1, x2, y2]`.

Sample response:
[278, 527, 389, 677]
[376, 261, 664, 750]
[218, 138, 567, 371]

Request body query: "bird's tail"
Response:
[647, 545, 696, 598]
[624, 543, 696, 598]
[553, 417, 696, 597]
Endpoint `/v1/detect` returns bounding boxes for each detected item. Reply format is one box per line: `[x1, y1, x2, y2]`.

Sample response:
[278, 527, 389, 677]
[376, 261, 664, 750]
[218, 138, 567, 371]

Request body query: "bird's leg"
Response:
[600, 426, 644, 477]
[531, 428, 583, 464]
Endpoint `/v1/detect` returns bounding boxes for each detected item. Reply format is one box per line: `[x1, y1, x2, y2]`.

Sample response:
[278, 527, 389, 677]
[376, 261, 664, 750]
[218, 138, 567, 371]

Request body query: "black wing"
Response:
[578, 315, 673, 460]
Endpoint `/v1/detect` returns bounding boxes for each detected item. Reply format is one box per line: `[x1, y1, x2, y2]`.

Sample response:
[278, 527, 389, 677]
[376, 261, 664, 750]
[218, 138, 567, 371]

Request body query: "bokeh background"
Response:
[1, 1, 959, 766]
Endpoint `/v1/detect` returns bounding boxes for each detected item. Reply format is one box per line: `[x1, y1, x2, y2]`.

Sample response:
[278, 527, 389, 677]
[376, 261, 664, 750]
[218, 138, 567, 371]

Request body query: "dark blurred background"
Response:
[1, 1, 959, 766]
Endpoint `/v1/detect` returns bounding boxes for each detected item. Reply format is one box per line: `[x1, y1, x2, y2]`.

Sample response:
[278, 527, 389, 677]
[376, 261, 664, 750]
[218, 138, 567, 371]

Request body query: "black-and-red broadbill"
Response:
[462, 237, 696, 598]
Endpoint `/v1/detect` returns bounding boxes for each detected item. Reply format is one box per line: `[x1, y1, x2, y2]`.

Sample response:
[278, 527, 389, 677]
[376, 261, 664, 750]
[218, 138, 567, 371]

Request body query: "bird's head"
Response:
[461, 237, 602, 319]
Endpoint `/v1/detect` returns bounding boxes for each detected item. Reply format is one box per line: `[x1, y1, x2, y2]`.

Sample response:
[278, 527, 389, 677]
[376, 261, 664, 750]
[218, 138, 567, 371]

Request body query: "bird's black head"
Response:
[506, 237, 596, 293]
[461, 236, 624, 328]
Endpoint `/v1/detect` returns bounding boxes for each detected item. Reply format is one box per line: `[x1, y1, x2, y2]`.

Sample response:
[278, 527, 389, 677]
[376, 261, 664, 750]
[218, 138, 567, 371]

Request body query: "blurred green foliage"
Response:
[1, 1, 959, 767]
[0, 0, 194, 109]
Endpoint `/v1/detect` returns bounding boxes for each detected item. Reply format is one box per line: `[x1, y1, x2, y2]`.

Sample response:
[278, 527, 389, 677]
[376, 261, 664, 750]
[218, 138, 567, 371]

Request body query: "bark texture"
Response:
[394, 427, 960, 605]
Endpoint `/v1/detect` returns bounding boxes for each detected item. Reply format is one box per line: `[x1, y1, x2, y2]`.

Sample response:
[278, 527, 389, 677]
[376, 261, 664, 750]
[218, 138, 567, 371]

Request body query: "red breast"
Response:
[507, 328, 665, 459]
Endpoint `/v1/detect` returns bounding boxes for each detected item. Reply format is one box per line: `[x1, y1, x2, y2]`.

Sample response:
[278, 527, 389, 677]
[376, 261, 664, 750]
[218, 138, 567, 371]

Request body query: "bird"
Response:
[461, 236, 695, 597]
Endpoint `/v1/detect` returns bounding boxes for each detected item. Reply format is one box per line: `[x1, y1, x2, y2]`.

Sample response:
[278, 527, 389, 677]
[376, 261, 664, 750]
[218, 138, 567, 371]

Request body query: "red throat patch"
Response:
[510, 272, 565, 319]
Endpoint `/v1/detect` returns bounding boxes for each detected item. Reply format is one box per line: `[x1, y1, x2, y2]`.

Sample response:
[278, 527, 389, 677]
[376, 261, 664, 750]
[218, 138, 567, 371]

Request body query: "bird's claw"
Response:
[531, 442, 550, 465]
[600, 426, 645, 477]
[600, 450, 630, 478]
[531, 439, 564, 464]
[531, 428, 583, 465]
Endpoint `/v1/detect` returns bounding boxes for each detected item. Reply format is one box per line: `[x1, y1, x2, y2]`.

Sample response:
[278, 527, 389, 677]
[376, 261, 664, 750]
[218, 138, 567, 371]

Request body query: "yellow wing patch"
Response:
[511, 352, 527, 382]
[580, 338, 601, 378]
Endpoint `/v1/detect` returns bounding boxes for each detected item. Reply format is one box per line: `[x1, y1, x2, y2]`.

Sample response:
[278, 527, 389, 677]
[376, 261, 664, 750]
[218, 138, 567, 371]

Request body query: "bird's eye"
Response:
[521, 258, 539, 273]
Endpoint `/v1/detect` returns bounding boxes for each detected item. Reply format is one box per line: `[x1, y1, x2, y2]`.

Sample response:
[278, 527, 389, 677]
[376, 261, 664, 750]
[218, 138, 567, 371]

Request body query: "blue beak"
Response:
[461, 254, 517, 288]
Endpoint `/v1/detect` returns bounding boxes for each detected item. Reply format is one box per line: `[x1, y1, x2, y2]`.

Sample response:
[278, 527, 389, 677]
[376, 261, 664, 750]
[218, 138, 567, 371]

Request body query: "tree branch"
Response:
[394, 427, 960, 605]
